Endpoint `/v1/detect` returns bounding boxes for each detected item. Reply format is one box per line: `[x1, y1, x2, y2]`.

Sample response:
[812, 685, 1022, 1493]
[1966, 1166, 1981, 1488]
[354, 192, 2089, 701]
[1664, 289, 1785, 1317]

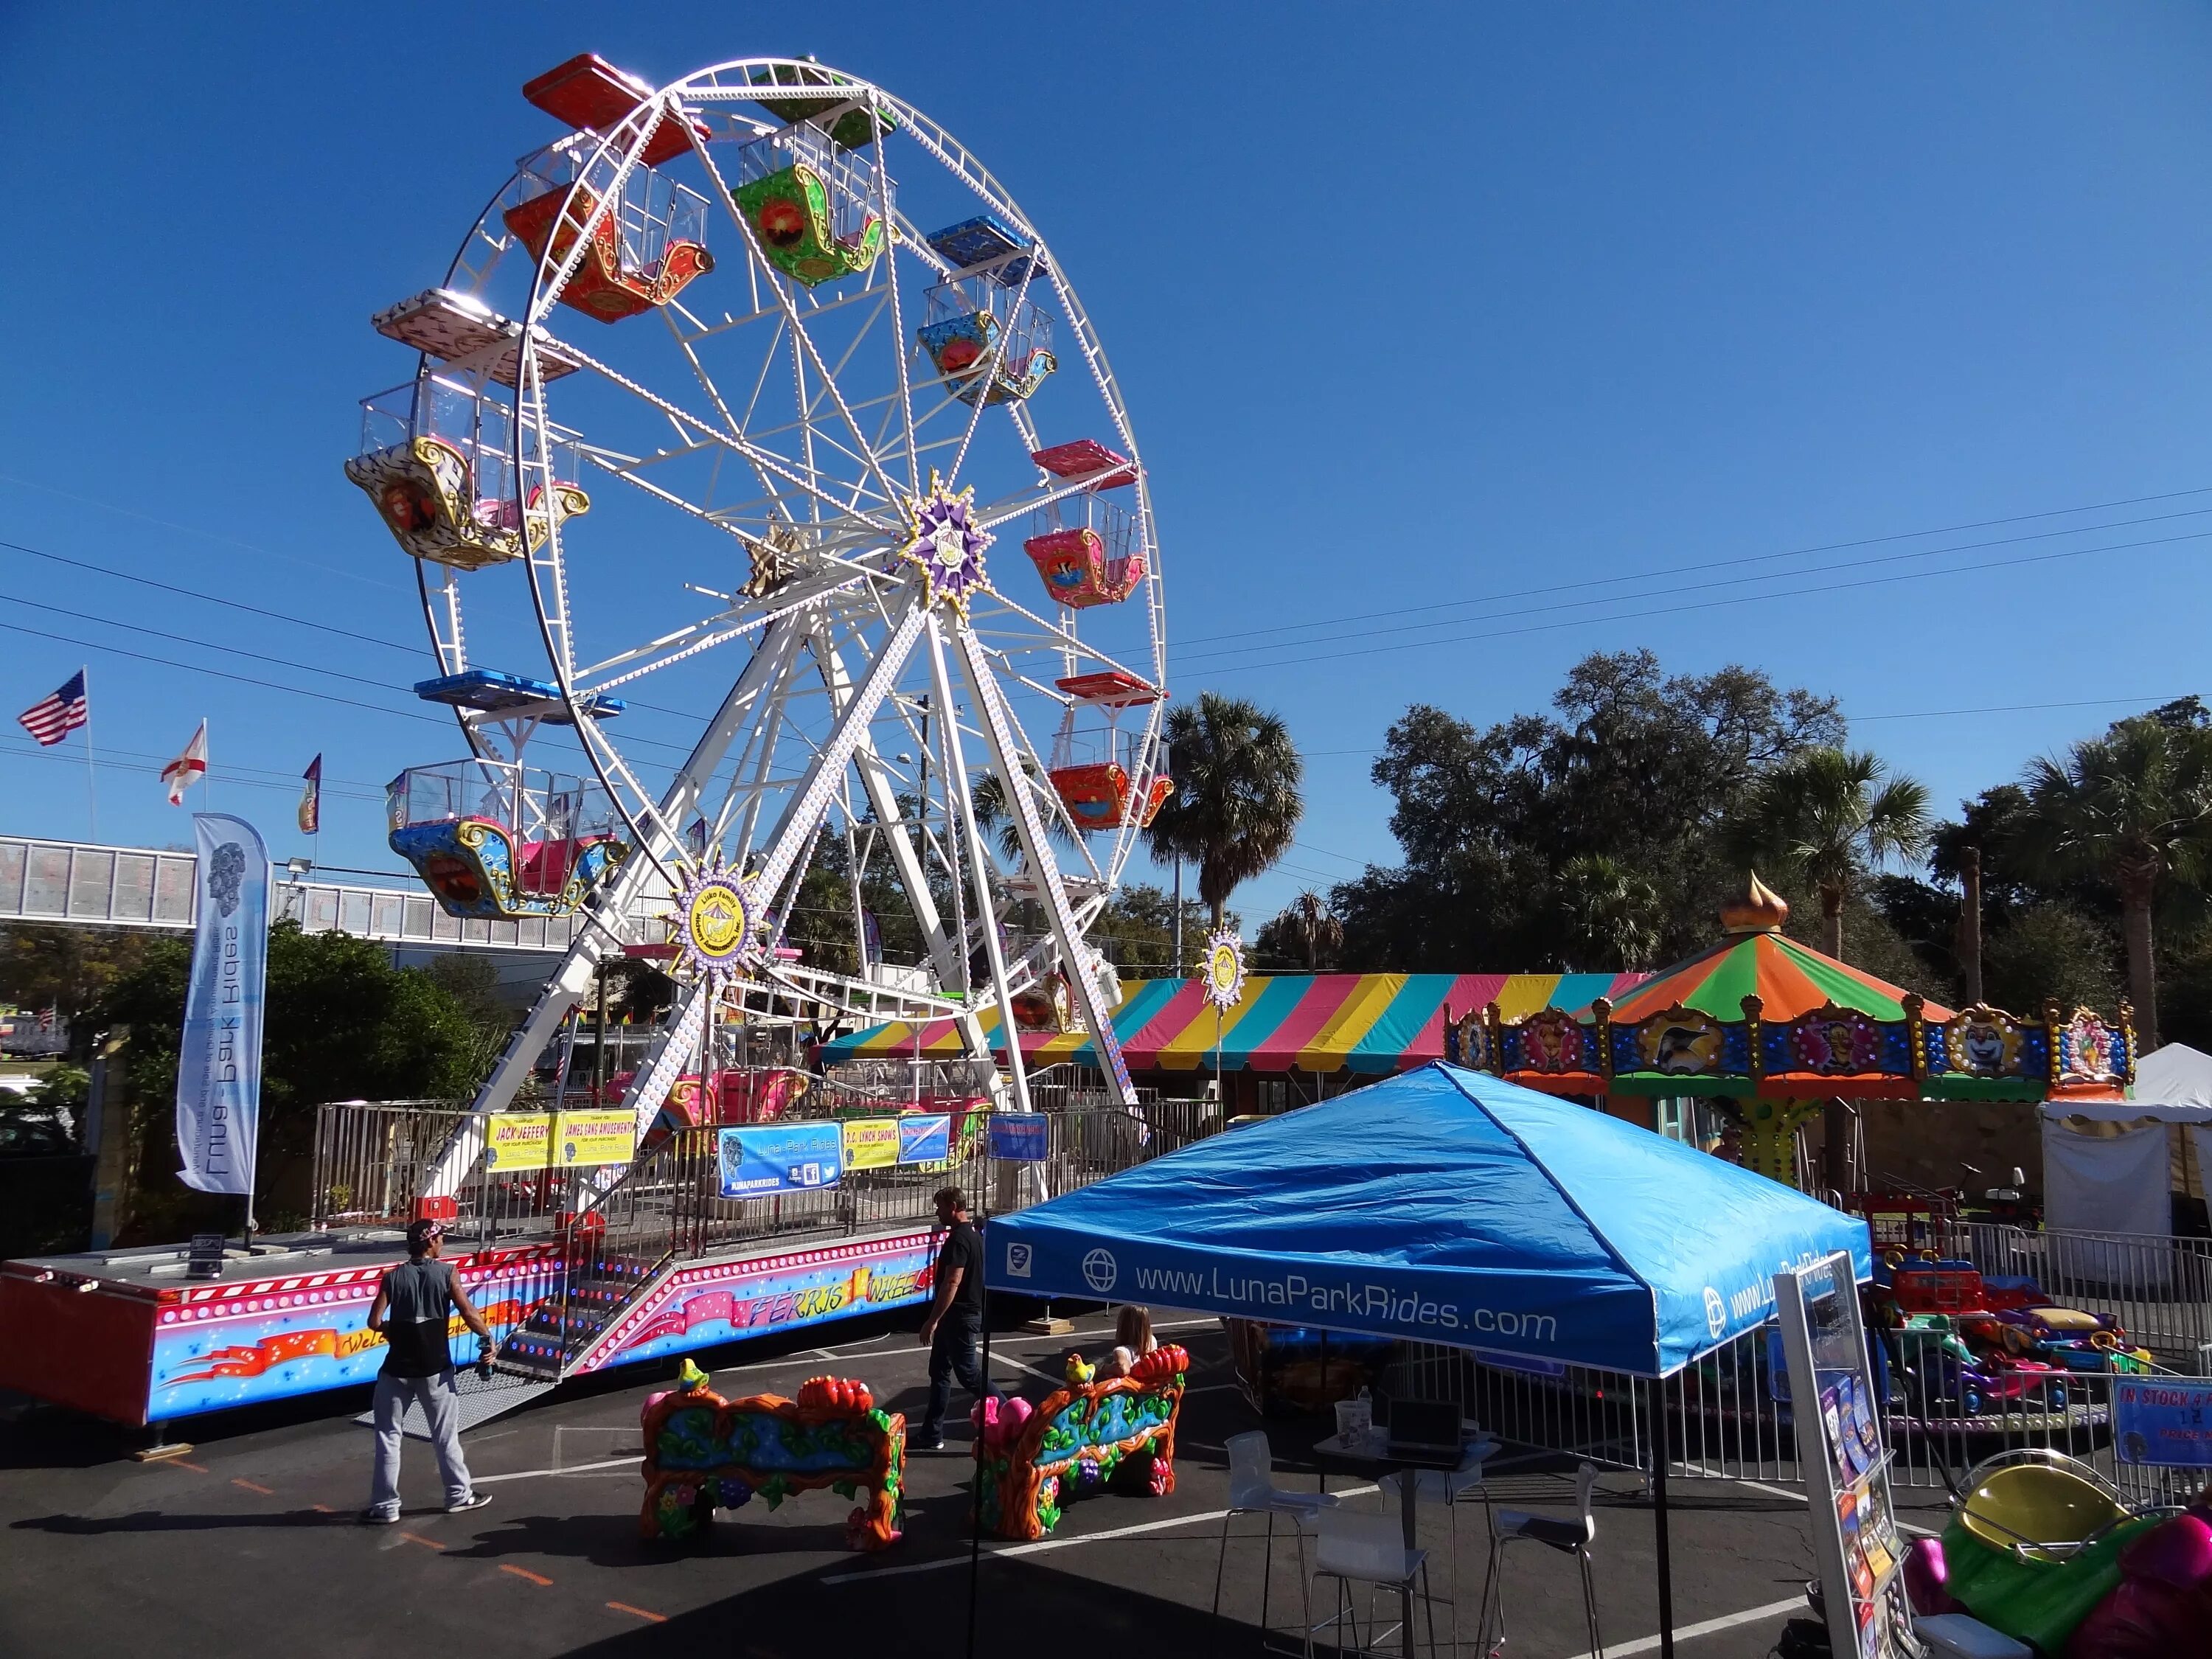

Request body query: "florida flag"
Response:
[298, 754, 322, 834]
[162, 721, 208, 805]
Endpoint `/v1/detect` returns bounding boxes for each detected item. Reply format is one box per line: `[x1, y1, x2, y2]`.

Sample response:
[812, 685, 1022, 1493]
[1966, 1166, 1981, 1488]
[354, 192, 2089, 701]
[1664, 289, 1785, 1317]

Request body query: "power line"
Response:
[0, 538, 427, 656]
[0, 471, 409, 592]
[1, 734, 389, 801]
[1179, 514, 2212, 667]
[0, 619, 453, 726]
[1174, 485, 2212, 650]
[4, 591, 432, 697]
[0, 535, 740, 727]
[1183, 528, 2212, 678]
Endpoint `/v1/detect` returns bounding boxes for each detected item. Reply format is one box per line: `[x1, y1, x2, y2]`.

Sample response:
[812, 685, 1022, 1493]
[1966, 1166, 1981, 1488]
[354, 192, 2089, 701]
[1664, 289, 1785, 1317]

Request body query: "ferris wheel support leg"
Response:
[422, 619, 811, 1195]
[811, 629, 1006, 1104]
[952, 622, 1139, 1110]
[923, 618, 1034, 1103]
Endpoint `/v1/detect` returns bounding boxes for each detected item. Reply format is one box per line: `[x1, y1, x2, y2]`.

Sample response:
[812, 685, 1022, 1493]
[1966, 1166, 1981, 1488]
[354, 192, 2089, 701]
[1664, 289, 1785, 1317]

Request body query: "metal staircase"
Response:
[494, 1127, 712, 1382]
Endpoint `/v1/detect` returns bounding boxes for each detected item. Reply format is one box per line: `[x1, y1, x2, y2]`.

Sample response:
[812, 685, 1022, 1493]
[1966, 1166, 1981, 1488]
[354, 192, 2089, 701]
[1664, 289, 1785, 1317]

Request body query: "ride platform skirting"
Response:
[0, 1225, 934, 1427]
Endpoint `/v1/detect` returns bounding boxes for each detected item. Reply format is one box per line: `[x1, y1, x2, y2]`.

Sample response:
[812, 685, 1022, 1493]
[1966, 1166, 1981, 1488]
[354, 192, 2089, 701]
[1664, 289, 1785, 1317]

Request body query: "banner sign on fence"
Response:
[841, 1118, 900, 1171]
[899, 1113, 953, 1165]
[484, 1110, 637, 1170]
[989, 1114, 1050, 1163]
[176, 813, 269, 1196]
[2115, 1377, 2212, 1467]
[555, 1110, 637, 1168]
[719, 1121, 842, 1197]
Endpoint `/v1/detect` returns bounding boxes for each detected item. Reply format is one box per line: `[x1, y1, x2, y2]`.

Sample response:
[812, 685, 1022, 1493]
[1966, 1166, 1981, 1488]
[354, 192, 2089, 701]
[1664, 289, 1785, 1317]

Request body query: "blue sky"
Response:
[4, 4, 2211, 934]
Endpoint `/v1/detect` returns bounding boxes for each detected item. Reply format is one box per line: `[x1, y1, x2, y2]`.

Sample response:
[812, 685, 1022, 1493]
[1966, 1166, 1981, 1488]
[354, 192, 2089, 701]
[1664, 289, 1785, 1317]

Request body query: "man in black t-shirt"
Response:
[914, 1186, 992, 1450]
[360, 1220, 496, 1523]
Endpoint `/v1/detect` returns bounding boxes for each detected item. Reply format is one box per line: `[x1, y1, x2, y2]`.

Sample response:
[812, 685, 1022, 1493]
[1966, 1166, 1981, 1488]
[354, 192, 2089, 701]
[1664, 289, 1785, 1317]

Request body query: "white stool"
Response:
[1305, 1509, 1441, 1658]
[1378, 1439, 1496, 1652]
[1215, 1430, 1342, 1644]
[1475, 1462, 1601, 1659]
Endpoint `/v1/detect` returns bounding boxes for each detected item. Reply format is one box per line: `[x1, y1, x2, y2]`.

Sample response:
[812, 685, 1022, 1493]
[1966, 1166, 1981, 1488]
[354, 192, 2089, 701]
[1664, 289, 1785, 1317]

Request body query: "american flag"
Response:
[17, 669, 88, 746]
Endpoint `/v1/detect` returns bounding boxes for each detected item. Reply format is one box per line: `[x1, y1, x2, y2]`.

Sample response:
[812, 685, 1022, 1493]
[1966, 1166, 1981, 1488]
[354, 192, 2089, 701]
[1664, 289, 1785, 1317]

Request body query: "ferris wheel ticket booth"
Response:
[1, 49, 1185, 1441]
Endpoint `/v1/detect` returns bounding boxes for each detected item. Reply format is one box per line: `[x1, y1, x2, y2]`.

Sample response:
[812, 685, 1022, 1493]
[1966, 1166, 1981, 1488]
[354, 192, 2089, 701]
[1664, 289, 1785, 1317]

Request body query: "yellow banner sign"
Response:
[841, 1117, 900, 1172]
[483, 1110, 637, 1170]
[554, 1109, 637, 1168]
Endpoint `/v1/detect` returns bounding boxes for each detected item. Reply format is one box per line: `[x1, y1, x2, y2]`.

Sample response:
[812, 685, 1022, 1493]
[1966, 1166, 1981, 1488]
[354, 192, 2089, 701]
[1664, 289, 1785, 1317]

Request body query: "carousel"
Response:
[1453, 873, 2133, 1187]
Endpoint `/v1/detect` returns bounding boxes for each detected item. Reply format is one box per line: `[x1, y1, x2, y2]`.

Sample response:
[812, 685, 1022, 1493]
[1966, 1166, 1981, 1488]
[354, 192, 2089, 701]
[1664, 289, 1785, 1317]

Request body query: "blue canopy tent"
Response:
[982, 1063, 1872, 1655]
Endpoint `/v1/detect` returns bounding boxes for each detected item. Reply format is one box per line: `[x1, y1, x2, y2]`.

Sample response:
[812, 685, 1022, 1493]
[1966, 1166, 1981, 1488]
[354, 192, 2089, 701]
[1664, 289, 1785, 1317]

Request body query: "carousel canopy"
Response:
[1496, 873, 2130, 1103]
[984, 1062, 1872, 1377]
[817, 971, 1647, 1076]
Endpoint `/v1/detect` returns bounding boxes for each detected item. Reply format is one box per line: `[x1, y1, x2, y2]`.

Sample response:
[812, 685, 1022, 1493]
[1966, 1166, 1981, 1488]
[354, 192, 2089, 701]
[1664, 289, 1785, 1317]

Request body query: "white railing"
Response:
[0, 834, 584, 953]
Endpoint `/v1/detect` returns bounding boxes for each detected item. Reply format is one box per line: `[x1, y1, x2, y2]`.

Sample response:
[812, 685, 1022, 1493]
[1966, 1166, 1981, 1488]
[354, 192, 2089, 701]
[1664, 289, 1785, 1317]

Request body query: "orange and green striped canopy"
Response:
[1584, 931, 1955, 1026]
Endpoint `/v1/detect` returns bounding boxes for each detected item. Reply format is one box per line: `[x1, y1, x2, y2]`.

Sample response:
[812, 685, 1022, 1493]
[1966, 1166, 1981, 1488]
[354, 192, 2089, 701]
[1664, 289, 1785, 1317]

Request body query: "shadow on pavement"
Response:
[12, 1508, 352, 1534]
[556, 1554, 1282, 1659]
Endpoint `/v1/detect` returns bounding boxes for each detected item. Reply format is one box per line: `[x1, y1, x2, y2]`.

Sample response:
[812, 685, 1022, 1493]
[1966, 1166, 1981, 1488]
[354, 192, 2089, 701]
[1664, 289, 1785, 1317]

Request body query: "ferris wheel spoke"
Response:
[553, 330, 898, 530]
[686, 135, 911, 522]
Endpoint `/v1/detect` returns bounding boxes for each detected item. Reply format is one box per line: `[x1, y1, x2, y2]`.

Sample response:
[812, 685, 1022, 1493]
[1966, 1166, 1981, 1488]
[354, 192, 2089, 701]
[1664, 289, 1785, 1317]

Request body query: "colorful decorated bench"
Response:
[639, 1372, 905, 1551]
[973, 1345, 1189, 1542]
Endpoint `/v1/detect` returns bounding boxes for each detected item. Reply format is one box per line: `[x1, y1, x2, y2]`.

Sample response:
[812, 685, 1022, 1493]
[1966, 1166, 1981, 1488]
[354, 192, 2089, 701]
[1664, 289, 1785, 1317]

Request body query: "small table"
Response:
[1315, 1430, 1498, 1659]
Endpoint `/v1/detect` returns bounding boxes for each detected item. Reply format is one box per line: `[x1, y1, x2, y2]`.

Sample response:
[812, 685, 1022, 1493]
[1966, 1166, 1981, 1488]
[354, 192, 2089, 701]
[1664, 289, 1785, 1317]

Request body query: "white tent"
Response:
[2037, 1044, 2212, 1242]
[2125, 1042, 2212, 1121]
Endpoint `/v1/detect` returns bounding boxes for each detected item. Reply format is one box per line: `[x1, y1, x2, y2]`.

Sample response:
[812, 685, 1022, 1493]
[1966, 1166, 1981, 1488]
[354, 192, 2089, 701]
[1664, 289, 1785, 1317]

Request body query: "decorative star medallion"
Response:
[1203, 931, 1248, 1012]
[897, 473, 992, 613]
[668, 855, 759, 983]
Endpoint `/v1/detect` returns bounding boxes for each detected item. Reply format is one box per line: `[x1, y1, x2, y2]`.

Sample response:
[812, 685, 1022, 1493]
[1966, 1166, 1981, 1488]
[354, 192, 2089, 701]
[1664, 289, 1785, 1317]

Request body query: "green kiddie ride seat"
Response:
[1941, 1450, 2157, 1655]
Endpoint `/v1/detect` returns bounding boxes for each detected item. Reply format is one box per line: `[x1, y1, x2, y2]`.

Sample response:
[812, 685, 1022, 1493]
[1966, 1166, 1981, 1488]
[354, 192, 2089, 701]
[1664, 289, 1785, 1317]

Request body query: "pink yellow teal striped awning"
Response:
[816, 972, 1648, 1074]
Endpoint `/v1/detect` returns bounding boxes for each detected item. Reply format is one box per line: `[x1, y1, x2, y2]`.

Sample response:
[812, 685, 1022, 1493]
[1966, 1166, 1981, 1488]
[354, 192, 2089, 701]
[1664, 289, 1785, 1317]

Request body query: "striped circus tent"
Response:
[817, 972, 1649, 1076]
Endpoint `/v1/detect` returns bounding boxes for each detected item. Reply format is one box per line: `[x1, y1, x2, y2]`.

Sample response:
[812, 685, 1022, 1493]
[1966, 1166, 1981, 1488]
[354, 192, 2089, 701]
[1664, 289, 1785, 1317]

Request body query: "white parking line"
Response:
[1563, 1595, 1806, 1659]
[473, 1456, 636, 1484]
[820, 1483, 1382, 1585]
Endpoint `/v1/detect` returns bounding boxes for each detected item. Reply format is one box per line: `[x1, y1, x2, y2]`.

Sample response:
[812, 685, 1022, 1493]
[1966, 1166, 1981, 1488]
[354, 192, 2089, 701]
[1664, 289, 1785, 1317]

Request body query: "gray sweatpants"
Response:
[368, 1369, 473, 1516]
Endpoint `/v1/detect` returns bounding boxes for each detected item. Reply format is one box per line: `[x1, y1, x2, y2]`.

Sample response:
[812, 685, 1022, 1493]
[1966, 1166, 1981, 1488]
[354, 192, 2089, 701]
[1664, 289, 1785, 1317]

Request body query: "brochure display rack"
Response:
[1775, 1251, 1917, 1659]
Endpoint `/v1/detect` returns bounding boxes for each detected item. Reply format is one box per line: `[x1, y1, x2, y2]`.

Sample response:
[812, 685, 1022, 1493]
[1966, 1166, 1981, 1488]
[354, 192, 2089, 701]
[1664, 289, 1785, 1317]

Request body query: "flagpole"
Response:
[80, 666, 98, 842]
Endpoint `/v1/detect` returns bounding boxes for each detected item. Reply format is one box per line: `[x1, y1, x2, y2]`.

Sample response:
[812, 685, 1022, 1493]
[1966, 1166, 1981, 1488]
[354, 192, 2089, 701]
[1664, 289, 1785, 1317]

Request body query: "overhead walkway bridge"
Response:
[0, 832, 584, 953]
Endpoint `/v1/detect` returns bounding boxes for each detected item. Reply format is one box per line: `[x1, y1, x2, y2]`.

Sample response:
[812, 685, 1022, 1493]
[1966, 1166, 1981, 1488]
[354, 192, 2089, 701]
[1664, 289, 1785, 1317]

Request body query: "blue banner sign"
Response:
[176, 814, 269, 1196]
[989, 1114, 1050, 1162]
[898, 1113, 953, 1165]
[2115, 1377, 2212, 1467]
[717, 1121, 842, 1197]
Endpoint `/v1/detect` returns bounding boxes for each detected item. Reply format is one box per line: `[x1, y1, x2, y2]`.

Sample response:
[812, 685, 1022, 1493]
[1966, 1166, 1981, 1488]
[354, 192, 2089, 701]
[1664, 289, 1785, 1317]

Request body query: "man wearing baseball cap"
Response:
[361, 1218, 495, 1523]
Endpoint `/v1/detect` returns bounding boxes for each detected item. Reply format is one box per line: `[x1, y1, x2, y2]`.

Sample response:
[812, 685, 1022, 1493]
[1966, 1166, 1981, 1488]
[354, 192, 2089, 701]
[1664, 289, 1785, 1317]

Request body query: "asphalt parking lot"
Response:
[0, 1312, 1945, 1658]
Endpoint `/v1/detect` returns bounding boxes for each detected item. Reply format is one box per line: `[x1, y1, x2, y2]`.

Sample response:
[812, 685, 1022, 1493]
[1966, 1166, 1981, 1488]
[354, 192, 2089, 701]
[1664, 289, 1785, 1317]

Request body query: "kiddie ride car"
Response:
[1872, 1255, 2150, 1426]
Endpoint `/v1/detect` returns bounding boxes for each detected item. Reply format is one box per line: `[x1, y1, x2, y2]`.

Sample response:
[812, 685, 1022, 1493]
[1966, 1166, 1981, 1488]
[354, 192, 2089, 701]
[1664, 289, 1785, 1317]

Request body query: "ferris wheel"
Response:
[347, 55, 1167, 1124]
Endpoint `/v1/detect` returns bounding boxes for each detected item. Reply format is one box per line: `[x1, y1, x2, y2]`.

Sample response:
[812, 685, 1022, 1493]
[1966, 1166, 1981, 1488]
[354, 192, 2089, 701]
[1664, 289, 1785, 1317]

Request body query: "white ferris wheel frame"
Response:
[402, 58, 1166, 1131]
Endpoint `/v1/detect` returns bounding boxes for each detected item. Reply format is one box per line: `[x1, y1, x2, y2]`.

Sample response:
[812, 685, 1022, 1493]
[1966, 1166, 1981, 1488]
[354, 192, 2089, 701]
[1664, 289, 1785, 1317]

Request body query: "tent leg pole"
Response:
[1318, 1329, 1329, 1495]
[967, 1287, 992, 1659]
[1652, 1374, 1675, 1659]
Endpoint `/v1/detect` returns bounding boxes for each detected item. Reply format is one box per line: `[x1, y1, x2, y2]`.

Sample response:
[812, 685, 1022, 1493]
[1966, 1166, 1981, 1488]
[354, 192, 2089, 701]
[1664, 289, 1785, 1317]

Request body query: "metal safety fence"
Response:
[310, 1094, 1224, 1255]
[1391, 1224, 2212, 1509]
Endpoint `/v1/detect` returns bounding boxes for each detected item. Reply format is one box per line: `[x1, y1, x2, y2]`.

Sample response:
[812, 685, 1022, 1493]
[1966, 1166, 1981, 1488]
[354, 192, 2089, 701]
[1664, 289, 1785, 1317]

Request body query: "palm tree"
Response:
[1552, 855, 1661, 971]
[970, 763, 1071, 864]
[1144, 692, 1304, 930]
[2017, 717, 2212, 1051]
[1273, 890, 1343, 971]
[1729, 747, 1932, 960]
